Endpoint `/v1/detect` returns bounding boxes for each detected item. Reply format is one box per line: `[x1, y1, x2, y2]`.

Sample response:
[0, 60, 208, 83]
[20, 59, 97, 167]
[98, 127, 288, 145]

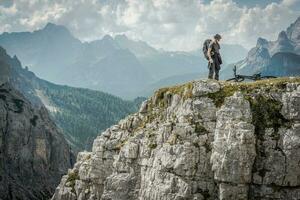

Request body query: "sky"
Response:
[0, 0, 300, 51]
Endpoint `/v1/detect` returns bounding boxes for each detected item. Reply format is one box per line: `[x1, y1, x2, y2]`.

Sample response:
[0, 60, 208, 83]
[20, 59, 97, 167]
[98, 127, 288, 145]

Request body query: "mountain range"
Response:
[0, 46, 140, 152]
[221, 16, 300, 79]
[0, 23, 247, 99]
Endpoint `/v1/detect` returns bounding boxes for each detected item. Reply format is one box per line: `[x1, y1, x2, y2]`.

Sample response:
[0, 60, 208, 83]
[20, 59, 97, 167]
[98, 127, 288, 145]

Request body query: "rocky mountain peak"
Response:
[44, 22, 58, 28]
[256, 37, 269, 48]
[273, 30, 294, 54]
[287, 16, 300, 42]
[278, 30, 289, 41]
[102, 34, 114, 42]
[98, 34, 120, 50]
[52, 78, 300, 200]
[242, 44, 270, 73]
[43, 22, 70, 33]
[114, 34, 129, 41]
[38, 22, 78, 44]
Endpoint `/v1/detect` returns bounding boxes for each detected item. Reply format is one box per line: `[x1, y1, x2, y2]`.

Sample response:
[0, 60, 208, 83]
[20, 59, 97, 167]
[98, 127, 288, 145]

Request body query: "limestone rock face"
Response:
[0, 83, 73, 200]
[52, 78, 300, 200]
[211, 92, 256, 200]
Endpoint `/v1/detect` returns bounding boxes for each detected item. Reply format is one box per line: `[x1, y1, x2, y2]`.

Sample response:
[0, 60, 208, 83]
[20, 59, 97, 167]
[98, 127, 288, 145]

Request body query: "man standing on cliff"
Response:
[206, 34, 222, 80]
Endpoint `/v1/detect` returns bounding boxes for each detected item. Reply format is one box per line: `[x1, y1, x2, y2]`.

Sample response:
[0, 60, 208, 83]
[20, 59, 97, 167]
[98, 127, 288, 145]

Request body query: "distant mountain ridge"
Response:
[0, 23, 247, 99]
[223, 16, 300, 79]
[262, 52, 300, 76]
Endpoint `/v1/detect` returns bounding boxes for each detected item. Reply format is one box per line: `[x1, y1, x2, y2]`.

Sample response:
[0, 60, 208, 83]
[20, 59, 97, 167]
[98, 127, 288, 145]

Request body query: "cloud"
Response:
[0, 0, 299, 51]
[0, 3, 17, 16]
[282, 0, 299, 7]
[19, 3, 67, 27]
[200, 0, 300, 49]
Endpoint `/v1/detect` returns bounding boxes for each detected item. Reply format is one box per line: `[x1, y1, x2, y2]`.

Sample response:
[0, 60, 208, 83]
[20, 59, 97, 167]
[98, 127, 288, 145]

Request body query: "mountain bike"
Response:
[226, 66, 277, 82]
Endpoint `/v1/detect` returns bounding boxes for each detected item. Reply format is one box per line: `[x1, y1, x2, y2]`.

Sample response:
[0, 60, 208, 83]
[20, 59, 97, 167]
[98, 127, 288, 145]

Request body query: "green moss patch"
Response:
[206, 84, 239, 107]
[148, 143, 157, 149]
[154, 82, 194, 107]
[66, 171, 79, 194]
[139, 82, 194, 127]
[245, 94, 292, 138]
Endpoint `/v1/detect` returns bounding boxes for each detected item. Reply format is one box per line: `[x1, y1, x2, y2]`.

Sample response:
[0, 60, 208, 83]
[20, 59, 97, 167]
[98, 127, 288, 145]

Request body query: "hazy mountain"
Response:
[0, 23, 152, 99]
[0, 23, 248, 99]
[262, 52, 300, 76]
[114, 34, 158, 58]
[0, 23, 82, 83]
[0, 46, 139, 152]
[84, 49, 151, 98]
[235, 38, 271, 75]
[223, 16, 300, 79]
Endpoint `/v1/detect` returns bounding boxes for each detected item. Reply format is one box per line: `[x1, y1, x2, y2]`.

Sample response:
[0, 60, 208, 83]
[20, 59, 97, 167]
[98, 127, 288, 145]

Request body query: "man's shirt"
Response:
[208, 40, 220, 55]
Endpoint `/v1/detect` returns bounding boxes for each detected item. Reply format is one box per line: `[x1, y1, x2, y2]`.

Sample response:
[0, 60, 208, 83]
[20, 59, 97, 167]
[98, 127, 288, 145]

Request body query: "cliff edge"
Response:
[52, 78, 300, 200]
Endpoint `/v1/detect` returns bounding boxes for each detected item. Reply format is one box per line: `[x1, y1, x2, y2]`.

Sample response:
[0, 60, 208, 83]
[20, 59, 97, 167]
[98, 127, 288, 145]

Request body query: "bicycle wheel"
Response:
[260, 76, 277, 80]
[226, 77, 244, 82]
[226, 78, 237, 82]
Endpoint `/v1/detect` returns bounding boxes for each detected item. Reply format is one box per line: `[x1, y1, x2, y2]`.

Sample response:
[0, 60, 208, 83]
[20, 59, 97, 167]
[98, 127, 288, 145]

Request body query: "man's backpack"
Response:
[203, 39, 212, 60]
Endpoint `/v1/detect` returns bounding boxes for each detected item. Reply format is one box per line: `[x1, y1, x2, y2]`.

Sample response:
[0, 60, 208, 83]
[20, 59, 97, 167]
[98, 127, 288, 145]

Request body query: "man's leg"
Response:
[214, 66, 220, 80]
[208, 62, 214, 79]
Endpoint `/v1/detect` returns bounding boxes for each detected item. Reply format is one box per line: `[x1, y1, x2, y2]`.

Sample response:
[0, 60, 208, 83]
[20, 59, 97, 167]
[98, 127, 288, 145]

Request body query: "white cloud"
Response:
[0, 0, 299, 51]
[19, 3, 68, 27]
[282, 0, 298, 6]
[0, 3, 17, 16]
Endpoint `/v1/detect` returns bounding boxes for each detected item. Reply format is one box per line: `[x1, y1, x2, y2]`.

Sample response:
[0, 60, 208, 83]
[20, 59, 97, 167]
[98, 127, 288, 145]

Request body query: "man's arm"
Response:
[207, 47, 213, 63]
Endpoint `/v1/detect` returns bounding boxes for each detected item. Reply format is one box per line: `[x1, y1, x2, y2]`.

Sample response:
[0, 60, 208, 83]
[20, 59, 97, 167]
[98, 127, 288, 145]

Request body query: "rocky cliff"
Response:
[52, 78, 300, 200]
[0, 82, 73, 199]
